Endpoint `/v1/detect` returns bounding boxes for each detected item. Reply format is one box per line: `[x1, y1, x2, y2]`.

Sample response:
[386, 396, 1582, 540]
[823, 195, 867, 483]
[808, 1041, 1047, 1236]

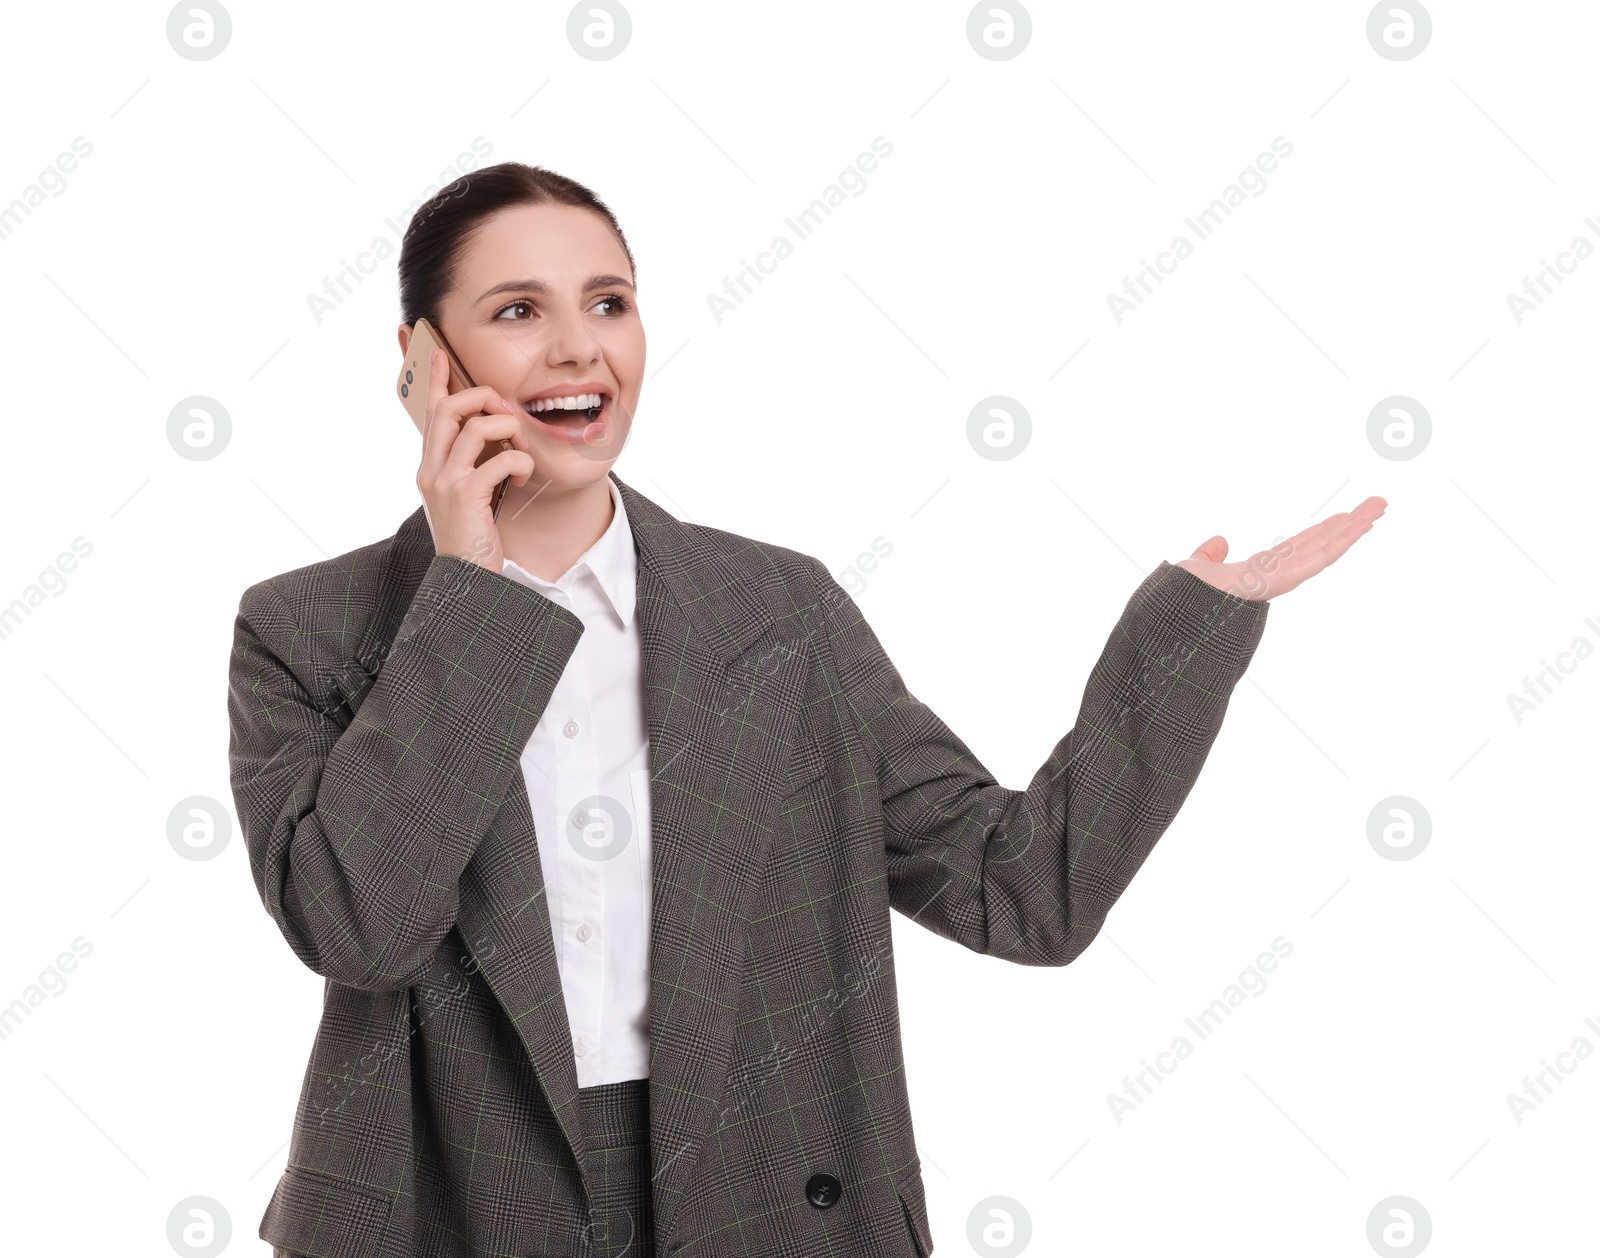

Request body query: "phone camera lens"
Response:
[406, 370, 414, 384]
[400, 384, 409, 398]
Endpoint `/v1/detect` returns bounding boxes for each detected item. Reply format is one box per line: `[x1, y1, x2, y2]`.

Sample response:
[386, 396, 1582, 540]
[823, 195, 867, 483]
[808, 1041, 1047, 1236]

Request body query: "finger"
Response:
[1226, 497, 1388, 599]
[420, 375, 518, 480]
[1269, 513, 1378, 596]
[1268, 511, 1351, 558]
[443, 412, 525, 481]
[436, 384, 517, 423]
[420, 348, 449, 469]
[468, 448, 536, 497]
[1289, 499, 1386, 569]
[420, 351, 490, 471]
[1253, 520, 1342, 574]
[1189, 535, 1229, 563]
[1349, 495, 1388, 524]
[1254, 496, 1387, 571]
[1233, 513, 1354, 598]
[1307, 512, 1378, 568]
[1297, 496, 1385, 545]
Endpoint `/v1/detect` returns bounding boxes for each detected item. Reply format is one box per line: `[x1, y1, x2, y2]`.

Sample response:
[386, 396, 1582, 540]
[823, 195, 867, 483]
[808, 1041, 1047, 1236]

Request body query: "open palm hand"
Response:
[1176, 496, 1387, 602]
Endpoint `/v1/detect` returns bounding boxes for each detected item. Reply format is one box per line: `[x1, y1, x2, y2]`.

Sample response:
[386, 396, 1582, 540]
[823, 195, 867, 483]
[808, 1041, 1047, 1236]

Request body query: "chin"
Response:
[538, 423, 629, 472]
[529, 455, 619, 494]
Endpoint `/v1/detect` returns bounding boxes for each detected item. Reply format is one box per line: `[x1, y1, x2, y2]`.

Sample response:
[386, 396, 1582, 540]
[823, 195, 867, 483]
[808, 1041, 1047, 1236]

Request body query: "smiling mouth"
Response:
[523, 393, 613, 442]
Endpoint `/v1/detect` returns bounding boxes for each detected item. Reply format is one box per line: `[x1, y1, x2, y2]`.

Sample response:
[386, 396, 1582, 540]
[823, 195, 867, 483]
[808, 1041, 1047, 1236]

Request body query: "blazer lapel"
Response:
[364, 473, 809, 1247]
[360, 498, 595, 1192]
[614, 475, 810, 1246]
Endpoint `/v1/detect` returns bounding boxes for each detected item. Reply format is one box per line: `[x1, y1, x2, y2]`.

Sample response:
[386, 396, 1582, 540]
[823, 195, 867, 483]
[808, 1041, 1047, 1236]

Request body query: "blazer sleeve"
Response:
[227, 552, 584, 991]
[808, 557, 1268, 966]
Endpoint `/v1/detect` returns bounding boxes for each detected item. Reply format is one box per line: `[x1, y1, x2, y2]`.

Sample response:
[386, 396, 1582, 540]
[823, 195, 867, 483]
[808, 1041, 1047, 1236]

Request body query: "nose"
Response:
[544, 300, 602, 369]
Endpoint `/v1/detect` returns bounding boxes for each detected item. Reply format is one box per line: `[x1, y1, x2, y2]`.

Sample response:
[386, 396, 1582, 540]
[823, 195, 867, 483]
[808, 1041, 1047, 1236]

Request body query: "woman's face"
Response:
[402, 201, 644, 490]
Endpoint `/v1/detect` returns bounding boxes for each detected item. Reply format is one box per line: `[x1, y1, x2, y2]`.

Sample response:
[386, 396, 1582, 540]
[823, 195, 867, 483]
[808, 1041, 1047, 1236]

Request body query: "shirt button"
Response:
[563, 720, 580, 738]
[576, 923, 592, 942]
[574, 1036, 587, 1057]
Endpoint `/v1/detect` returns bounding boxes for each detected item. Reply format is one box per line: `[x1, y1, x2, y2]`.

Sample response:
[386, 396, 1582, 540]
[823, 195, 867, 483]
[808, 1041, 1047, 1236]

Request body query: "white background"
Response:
[0, 1, 1594, 1254]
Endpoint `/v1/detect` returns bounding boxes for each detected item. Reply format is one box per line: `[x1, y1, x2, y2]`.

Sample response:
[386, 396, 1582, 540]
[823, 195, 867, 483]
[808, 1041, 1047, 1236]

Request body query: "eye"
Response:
[594, 293, 633, 317]
[493, 299, 533, 321]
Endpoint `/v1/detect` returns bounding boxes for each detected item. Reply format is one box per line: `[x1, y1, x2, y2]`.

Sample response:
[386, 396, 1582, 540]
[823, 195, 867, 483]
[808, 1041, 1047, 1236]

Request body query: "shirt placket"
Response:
[551, 585, 607, 1077]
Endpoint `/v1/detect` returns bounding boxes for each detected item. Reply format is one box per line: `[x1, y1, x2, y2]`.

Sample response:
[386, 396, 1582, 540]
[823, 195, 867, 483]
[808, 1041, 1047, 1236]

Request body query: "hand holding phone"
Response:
[399, 321, 535, 570]
[397, 317, 518, 513]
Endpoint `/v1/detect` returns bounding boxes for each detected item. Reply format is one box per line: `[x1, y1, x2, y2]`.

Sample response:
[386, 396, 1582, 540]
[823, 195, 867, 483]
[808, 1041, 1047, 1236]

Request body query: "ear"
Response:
[397, 323, 412, 355]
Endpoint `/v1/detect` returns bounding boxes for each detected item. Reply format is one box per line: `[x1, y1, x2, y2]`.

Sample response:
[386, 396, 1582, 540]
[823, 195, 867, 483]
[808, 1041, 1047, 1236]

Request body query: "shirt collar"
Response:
[501, 475, 637, 628]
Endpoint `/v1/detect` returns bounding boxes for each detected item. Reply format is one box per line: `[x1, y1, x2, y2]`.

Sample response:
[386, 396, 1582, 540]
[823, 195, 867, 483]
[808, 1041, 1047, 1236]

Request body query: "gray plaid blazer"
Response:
[227, 470, 1268, 1258]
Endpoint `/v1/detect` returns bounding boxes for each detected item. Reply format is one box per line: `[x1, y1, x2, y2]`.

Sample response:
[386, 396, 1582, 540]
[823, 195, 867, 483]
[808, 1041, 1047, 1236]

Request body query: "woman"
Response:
[228, 163, 1385, 1258]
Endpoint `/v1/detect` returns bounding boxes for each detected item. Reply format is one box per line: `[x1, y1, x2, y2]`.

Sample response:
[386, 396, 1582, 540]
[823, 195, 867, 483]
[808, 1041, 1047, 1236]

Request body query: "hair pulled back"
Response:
[397, 162, 635, 328]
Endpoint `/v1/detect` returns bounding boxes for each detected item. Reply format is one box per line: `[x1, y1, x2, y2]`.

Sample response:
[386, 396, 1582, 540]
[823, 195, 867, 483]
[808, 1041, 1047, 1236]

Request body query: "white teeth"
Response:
[527, 392, 602, 413]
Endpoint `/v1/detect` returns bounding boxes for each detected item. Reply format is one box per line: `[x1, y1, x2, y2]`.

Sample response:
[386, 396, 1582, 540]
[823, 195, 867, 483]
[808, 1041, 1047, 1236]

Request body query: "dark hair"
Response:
[397, 162, 636, 328]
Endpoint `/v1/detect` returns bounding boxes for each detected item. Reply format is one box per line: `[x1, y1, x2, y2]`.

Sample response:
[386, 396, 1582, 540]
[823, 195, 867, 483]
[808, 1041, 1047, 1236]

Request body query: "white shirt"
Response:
[501, 476, 652, 1087]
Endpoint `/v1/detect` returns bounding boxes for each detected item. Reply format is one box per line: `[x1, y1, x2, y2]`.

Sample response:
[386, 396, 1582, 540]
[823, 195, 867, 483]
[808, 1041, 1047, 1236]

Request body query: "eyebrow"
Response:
[475, 274, 635, 303]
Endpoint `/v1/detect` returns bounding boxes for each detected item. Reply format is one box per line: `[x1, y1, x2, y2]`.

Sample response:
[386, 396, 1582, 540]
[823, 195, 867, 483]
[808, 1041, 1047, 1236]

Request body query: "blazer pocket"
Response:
[260, 1165, 394, 1258]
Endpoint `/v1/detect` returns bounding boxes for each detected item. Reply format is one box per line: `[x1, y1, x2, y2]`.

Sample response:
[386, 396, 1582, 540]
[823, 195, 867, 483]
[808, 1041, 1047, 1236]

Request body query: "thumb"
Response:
[1190, 535, 1229, 563]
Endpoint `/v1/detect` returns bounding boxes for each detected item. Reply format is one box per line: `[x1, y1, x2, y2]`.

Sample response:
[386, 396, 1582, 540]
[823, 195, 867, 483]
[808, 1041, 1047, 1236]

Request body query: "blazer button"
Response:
[805, 1172, 843, 1208]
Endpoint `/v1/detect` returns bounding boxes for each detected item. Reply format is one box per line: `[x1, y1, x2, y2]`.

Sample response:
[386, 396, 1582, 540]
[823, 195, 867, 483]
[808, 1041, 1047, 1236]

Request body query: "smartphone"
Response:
[396, 317, 513, 518]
